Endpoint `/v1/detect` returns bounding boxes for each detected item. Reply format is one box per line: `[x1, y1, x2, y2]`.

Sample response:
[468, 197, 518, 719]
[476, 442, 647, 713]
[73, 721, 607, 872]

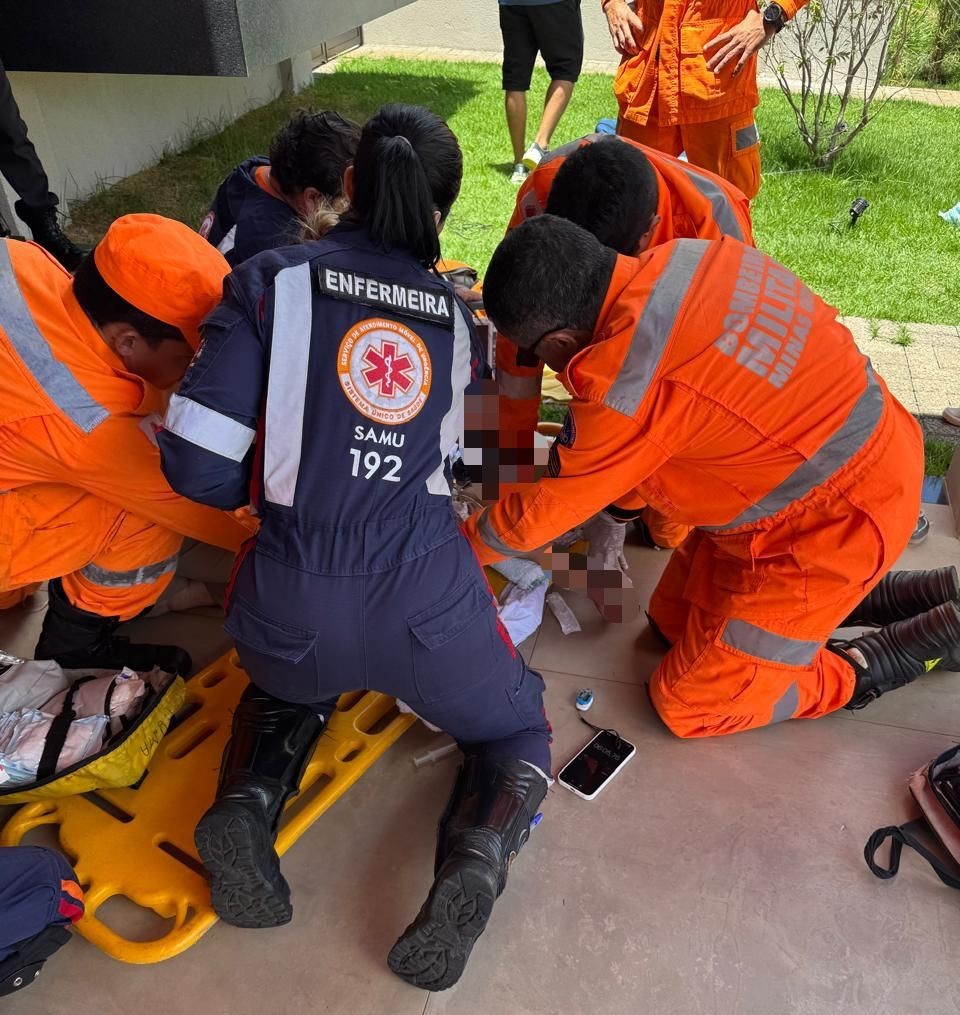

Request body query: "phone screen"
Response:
[558, 730, 635, 798]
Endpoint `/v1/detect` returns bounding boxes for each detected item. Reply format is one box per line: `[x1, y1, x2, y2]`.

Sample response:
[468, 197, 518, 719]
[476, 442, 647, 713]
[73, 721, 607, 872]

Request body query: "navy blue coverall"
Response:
[0, 847, 81, 960]
[0, 846, 83, 995]
[199, 157, 301, 268]
[158, 223, 552, 772]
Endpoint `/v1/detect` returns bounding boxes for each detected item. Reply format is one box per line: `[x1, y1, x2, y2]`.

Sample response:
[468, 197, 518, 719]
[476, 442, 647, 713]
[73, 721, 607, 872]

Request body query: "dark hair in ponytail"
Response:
[351, 104, 463, 268]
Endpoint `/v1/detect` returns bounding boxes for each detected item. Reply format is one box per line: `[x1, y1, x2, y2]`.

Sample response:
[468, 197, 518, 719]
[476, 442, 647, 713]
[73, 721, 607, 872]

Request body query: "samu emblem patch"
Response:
[338, 318, 432, 425]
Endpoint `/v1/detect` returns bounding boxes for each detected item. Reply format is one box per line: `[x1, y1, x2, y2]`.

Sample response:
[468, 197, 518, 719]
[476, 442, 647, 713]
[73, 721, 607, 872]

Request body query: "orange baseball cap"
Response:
[94, 213, 230, 350]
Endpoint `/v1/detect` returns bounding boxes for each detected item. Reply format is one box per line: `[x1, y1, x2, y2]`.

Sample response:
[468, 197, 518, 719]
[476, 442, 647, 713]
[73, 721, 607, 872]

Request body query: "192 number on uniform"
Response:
[349, 448, 402, 483]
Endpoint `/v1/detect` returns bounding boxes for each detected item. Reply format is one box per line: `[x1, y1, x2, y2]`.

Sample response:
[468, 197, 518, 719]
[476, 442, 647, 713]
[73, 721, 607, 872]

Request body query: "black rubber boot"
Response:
[194, 686, 325, 929]
[15, 202, 89, 272]
[831, 601, 960, 710]
[842, 566, 960, 628]
[387, 755, 548, 991]
[35, 578, 191, 675]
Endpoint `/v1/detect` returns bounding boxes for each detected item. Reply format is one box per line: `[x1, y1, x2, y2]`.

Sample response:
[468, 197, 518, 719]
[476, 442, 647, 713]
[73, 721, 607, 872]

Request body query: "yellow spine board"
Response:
[1, 651, 414, 964]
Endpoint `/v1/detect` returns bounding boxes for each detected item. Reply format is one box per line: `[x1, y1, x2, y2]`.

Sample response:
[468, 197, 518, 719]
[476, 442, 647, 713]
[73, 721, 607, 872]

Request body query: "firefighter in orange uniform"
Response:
[602, 0, 806, 199]
[0, 214, 255, 674]
[499, 133, 753, 549]
[468, 215, 960, 738]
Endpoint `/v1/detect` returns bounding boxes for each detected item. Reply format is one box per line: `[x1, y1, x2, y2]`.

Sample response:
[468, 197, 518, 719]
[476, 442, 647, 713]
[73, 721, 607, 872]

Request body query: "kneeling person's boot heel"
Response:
[832, 601, 960, 710]
[388, 755, 548, 991]
[195, 686, 324, 928]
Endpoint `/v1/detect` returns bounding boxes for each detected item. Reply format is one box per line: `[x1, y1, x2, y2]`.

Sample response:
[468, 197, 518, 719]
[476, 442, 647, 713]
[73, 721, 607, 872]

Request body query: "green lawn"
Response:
[925, 438, 956, 476]
[885, 0, 960, 89]
[70, 55, 960, 327]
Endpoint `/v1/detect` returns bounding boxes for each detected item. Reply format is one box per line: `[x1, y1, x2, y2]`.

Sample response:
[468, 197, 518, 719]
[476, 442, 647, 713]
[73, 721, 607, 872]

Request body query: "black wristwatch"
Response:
[762, 2, 786, 33]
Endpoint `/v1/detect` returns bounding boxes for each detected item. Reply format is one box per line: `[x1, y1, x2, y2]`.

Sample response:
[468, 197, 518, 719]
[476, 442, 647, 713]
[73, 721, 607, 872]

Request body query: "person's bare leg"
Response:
[505, 90, 528, 164]
[533, 79, 575, 149]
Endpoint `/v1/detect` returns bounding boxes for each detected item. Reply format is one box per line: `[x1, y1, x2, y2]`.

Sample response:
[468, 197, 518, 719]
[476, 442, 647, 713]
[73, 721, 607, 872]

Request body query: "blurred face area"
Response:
[100, 322, 193, 390]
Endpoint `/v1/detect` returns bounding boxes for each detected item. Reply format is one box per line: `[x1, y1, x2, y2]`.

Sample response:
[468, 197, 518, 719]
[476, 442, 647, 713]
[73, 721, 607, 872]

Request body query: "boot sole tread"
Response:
[195, 804, 292, 929]
[387, 861, 497, 992]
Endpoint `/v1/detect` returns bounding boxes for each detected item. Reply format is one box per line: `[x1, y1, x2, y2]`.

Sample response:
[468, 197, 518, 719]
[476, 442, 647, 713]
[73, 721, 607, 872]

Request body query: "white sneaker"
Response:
[522, 142, 547, 171]
[510, 163, 529, 185]
[943, 407, 960, 427]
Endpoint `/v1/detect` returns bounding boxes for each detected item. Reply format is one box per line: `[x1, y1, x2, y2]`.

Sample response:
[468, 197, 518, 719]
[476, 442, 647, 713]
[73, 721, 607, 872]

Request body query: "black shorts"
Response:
[499, 0, 584, 92]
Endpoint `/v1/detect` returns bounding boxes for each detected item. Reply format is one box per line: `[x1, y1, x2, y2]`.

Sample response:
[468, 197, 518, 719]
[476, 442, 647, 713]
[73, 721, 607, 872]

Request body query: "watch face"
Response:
[764, 2, 783, 19]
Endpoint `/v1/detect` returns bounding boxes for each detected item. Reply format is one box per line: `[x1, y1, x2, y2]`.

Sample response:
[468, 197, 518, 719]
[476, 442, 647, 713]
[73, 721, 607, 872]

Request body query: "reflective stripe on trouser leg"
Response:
[62, 514, 184, 621]
[720, 617, 820, 666]
[735, 123, 760, 151]
[78, 555, 179, 588]
[648, 605, 855, 738]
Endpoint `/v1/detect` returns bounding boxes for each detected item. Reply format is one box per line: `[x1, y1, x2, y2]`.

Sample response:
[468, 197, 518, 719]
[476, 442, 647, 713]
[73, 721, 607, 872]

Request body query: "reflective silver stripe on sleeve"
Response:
[498, 371, 542, 401]
[538, 133, 604, 168]
[603, 239, 708, 418]
[263, 262, 314, 507]
[79, 553, 179, 588]
[478, 509, 523, 558]
[426, 305, 473, 496]
[216, 224, 237, 257]
[721, 618, 820, 666]
[736, 123, 760, 151]
[681, 166, 744, 241]
[0, 242, 108, 433]
[164, 394, 256, 463]
[770, 682, 800, 723]
[703, 365, 883, 532]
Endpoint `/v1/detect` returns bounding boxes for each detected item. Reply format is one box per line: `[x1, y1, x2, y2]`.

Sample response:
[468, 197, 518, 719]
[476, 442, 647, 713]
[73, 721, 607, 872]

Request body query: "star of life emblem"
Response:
[338, 318, 431, 425]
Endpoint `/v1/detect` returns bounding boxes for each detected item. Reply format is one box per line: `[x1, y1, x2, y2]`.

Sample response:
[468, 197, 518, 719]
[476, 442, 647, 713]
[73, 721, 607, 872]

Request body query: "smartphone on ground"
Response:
[557, 729, 636, 801]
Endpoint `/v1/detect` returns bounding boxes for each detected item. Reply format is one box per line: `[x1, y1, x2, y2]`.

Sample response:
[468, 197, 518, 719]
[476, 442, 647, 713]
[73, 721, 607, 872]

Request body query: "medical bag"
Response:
[0, 653, 184, 806]
[865, 742, 960, 889]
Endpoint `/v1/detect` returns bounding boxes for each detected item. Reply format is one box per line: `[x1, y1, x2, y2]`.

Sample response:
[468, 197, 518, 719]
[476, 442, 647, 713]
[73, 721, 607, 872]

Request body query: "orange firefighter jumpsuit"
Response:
[467, 237, 922, 737]
[606, 0, 808, 200]
[499, 132, 754, 548]
[0, 231, 254, 621]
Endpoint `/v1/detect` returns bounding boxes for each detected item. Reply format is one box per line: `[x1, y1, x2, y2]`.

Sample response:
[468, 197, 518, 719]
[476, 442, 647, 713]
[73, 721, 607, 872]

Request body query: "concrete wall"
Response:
[0, 64, 285, 231]
[0, 0, 417, 232]
[1, 0, 415, 76]
[365, 0, 618, 65]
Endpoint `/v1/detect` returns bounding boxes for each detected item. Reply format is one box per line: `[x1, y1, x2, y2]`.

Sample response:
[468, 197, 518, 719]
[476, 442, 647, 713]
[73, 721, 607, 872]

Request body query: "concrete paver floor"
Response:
[2, 507, 960, 1015]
